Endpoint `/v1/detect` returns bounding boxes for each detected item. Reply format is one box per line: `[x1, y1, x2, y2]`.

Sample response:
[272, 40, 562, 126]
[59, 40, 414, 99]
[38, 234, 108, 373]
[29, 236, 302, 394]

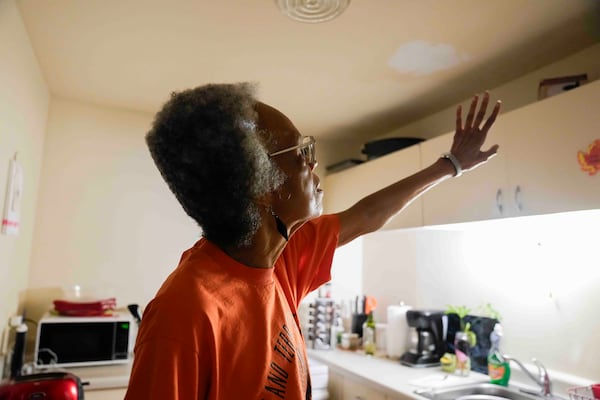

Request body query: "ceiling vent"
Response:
[276, 0, 351, 23]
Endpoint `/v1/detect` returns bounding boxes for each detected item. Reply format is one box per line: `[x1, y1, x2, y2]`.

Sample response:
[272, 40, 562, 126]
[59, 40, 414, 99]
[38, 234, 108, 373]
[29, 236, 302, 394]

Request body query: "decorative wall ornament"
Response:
[577, 139, 600, 176]
[2, 152, 23, 236]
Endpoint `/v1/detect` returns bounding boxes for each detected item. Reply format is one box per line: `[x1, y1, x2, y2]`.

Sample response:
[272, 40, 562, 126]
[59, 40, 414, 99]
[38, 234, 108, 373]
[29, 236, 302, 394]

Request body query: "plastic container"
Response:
[568, 385, 600, 400]
[341, 333, 359, 350]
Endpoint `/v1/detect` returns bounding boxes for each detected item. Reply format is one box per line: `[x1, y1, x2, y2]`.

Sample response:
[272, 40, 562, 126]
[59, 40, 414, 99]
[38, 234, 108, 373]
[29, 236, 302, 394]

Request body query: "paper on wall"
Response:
[2, 153, 23, 236]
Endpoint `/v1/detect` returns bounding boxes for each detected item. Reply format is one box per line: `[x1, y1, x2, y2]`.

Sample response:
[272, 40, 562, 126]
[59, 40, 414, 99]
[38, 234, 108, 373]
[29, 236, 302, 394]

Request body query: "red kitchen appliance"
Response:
[0, 372, 85, 399]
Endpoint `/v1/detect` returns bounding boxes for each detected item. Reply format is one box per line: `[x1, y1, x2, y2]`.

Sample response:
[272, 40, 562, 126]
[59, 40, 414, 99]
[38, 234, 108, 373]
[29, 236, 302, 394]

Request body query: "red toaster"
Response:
[0, 372, 85, 400]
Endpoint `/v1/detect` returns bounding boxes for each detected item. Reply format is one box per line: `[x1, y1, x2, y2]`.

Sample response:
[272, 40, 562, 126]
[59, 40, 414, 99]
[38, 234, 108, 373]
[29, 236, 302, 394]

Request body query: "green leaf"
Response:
[478, 303, 503, 321]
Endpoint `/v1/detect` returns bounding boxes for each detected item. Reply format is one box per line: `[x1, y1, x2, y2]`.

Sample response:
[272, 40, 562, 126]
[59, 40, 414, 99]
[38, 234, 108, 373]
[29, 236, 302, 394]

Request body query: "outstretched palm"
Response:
[451, 92, 502, 172]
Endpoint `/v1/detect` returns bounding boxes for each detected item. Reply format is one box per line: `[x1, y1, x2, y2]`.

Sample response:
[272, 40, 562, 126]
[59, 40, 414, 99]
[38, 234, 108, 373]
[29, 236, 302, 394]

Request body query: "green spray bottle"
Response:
[488, 323, 511, 386]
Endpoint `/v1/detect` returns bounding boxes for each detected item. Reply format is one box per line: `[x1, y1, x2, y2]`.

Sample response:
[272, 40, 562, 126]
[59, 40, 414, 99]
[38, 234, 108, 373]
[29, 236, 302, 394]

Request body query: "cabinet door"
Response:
[420, 130, 509, 226]
[342, 377, 386, 400]
[324, 145, 422, 230]
[84, 388, 127, 400]
[502, 80, 600, 217]
[328, 370, 344, 400]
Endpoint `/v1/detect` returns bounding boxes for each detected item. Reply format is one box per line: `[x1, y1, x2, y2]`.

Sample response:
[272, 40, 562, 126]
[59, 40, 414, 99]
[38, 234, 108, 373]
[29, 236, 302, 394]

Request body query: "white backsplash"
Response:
[334, 209, 600, 381]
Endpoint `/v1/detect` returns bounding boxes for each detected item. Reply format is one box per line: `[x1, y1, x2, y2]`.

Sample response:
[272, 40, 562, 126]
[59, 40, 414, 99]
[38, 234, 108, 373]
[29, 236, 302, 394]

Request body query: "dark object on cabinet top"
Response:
[362, 137, 424, 160]
[326, 159, 364, 173]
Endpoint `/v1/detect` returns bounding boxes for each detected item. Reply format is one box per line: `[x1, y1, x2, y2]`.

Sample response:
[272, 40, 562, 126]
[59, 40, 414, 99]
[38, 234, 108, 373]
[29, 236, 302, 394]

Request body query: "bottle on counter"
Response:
[488, 323, 511, 386]
[454, 330, 471, 376]
[330, 313, 345, 349]
[362, 311, 376, 355]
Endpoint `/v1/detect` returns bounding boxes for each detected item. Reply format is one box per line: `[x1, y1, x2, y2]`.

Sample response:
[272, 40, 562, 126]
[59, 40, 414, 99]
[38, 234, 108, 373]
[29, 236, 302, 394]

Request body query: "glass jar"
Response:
[454, 331, 471, 376]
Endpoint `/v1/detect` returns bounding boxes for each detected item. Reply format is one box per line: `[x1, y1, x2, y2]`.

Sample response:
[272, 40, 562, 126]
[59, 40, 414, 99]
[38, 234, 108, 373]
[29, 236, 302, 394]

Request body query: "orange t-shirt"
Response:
[124, 214, 339, 400]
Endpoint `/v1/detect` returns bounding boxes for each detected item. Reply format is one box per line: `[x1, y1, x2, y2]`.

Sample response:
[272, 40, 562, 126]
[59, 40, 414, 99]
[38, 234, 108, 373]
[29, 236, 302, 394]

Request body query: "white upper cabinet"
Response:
[501, 80, 600, 217]
[420, 128, 509, 226]
[324, 144, 422, 230]
[422, 80, 600, 226]
[325, 80, 600, 229]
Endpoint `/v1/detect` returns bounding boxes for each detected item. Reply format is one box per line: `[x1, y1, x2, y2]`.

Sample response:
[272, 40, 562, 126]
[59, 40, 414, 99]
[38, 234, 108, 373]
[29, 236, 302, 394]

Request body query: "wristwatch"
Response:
[441, 152, 462, 177]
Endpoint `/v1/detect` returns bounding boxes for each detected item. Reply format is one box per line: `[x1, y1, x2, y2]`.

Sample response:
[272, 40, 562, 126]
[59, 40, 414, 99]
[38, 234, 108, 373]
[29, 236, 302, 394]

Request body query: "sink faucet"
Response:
[504, 355, 552, 397]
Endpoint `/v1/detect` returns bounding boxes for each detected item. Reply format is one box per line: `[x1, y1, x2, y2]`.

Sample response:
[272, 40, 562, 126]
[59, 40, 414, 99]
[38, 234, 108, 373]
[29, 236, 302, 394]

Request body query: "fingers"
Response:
[481, 100, 502, 132]
[474, 92, 490, 128]
[464, 95, 478, 130]
[482, 144, 500, 160]
[463, 92, 499, 132]
[455, 105, 462, 133]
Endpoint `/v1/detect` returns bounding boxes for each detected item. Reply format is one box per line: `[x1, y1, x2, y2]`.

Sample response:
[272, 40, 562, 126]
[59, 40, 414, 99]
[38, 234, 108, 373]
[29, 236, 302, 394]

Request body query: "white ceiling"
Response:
[16, 0, 600, 141]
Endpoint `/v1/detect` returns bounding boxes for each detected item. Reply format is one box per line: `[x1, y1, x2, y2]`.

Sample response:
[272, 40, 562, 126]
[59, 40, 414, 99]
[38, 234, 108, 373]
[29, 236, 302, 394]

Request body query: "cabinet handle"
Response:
[514, 185, 523, 213]
[496, 188, 503, 215]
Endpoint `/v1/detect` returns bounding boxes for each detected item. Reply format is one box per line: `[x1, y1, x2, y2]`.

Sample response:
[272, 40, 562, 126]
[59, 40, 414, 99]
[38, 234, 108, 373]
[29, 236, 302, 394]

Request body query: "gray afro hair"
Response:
[146, 82, 284, 247]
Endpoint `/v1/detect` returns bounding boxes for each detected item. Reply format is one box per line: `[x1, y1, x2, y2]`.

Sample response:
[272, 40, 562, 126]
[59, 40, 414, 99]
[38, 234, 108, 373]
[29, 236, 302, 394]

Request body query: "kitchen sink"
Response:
[414, 382, 545, 400]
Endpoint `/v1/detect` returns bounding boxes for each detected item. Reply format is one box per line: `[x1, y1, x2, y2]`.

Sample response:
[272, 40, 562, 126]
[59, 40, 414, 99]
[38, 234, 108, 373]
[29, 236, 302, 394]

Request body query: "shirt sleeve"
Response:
[124, 295, 213, 400]
[279, 214, 340, 305]
[125, 337, 206, 400]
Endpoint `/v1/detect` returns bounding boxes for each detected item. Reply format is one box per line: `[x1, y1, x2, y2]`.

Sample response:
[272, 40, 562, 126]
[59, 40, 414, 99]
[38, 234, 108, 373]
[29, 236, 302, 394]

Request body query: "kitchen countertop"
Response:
[63, 350, 474, 395]
[49, 349, 593, 396]
[307, 349, 594, 399]
[55, 362, 132, 391]
[307, 348, 489, 399]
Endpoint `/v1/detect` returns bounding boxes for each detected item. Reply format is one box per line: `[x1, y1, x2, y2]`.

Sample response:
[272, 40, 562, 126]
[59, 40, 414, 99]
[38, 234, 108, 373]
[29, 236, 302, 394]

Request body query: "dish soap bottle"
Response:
[488, 323, 511, 386]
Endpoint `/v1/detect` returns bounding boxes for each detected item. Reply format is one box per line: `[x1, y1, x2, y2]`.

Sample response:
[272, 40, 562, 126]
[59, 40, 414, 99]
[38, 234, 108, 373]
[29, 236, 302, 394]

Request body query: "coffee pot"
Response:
[400, 309, 447, 367]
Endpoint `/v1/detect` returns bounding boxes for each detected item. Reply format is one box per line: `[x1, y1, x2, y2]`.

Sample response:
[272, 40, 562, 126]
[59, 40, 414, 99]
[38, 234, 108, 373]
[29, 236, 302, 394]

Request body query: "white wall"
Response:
[362, 210, 600, 381]
[25, 98, 200, 321]
[0, 0, 49, 367]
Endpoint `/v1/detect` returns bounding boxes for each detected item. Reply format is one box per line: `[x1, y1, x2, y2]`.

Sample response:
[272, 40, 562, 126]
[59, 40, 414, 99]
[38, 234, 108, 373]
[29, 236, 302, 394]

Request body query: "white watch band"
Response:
[441, 152, 462, 177]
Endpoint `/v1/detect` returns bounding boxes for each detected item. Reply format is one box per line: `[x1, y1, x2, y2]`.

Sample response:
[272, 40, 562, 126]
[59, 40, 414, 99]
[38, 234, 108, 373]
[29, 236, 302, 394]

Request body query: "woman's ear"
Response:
[255, 191, 274, 209]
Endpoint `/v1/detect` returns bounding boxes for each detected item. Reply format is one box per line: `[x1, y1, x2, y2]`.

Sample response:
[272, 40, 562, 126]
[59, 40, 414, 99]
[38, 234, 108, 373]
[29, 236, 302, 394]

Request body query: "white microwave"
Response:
[34, 313, 135, 368]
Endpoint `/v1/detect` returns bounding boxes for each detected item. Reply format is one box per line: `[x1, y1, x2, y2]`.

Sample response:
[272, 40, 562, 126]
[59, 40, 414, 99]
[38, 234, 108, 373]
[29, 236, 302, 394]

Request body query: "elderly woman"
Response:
[124, 82, 500, 399]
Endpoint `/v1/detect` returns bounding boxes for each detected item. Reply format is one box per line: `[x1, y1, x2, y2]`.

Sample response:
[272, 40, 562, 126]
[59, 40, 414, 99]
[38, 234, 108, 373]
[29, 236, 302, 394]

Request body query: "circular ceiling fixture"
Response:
[276, 0, 351, 23]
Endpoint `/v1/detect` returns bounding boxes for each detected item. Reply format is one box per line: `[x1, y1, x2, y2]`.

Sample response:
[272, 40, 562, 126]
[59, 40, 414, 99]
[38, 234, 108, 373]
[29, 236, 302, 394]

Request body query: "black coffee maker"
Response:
[400, 309, 446, 367]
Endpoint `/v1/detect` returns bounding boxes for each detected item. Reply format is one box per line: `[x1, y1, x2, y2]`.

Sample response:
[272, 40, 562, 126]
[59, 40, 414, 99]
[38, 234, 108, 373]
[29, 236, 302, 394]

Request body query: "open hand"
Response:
[451, 91, 501, 172]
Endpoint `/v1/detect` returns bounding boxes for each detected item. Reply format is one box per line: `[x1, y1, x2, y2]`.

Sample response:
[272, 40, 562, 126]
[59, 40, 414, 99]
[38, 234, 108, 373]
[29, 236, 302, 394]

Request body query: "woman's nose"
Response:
[308, 160, 318, 171]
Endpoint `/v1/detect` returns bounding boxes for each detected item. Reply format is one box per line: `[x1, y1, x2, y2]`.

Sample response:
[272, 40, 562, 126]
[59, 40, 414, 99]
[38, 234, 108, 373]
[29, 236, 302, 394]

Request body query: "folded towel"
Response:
[53, 298, 117, 316]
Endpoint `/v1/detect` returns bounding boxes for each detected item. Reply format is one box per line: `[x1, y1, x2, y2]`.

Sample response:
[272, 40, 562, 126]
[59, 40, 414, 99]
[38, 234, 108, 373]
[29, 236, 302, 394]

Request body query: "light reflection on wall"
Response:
[418, 209, 600, 380]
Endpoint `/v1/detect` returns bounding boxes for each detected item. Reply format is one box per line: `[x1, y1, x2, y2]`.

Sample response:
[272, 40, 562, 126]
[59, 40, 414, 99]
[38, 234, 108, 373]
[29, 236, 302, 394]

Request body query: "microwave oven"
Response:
[34, 312, 135, 368]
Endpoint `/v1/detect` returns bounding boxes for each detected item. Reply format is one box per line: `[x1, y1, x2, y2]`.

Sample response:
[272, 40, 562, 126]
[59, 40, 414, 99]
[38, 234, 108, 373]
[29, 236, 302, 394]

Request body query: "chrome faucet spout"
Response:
[503, 355, 552, 397]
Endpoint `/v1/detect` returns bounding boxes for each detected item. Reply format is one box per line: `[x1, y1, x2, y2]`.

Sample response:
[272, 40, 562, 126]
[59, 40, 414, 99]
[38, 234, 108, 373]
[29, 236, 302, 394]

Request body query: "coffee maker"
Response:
[400, 309, 446, 367]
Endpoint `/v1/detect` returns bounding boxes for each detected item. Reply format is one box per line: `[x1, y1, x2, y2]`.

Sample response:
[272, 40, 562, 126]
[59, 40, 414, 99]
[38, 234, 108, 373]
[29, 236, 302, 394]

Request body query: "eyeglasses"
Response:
[268, 136, 316, 165]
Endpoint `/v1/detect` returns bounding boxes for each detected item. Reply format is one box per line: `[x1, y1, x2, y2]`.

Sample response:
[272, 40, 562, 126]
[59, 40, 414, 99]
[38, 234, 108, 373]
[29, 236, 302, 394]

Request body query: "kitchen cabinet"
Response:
[343, 377, 387, 400]
[329, 369, 405, 400]
[328, 370, 344, 399]
[83, 388, 127, 400]
[420, 130, 508, 225]
[501, 80, 600, 216]
[421, 80, 600, 226]
[324, 145, 422, 230]
[325, 80, 600, 229]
